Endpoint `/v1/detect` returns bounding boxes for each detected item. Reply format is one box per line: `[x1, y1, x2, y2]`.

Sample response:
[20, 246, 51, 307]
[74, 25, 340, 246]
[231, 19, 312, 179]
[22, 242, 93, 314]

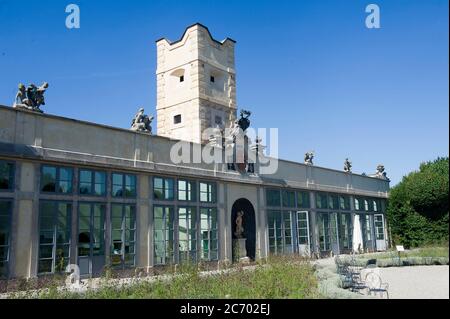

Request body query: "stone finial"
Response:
[13, 82, 49, 113]
[131, 107, 153, 134]
[344, 158, 352, 173]
[369, 164, 389, 180]
[304, 151, 314, 165]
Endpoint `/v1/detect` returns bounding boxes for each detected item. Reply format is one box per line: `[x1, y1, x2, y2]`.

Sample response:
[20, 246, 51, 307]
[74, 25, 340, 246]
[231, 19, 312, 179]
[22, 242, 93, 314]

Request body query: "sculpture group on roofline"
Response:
[130, 107, 154, 134]
[13, 82, 49, 113]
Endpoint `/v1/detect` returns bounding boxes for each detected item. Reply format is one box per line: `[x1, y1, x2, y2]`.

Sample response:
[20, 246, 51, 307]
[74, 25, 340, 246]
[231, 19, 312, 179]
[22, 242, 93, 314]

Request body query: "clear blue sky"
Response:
[0, 0, 448, 185]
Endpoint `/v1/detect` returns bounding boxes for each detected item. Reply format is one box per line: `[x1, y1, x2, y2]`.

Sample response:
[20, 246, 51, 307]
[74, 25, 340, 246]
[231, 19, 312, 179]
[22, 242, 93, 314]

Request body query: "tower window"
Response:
[210, 76, 215, 83]
[174, 114, 182, 125]
[215, 116, 223, 126]
[179, 75, 184, 83]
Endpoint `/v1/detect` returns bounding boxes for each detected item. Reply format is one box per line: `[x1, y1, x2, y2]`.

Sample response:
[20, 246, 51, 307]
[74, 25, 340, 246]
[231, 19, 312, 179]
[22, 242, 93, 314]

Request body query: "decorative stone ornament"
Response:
[304, 151, 314, 165]
[13, 82, 49, 113]
[131, 107, 153, 134]
[344, 158, 352, 173]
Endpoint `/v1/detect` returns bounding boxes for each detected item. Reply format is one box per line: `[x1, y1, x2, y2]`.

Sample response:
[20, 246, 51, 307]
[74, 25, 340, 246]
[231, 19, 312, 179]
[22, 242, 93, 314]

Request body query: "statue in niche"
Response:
[14, 82, 49, 113]
[304, 151, 314, 165]
[344, 158, 352, 173]
[234, 211, 245, 239]
[131, 107, 153, 134]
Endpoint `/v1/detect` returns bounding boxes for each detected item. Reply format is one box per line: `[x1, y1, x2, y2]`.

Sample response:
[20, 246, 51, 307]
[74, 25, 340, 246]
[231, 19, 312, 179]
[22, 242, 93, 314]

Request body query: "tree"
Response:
[386, 157, 449, 248]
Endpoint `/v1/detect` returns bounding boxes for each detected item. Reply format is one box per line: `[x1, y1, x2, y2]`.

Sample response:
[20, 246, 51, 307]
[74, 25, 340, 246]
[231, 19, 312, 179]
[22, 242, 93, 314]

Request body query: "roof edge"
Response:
[155, 23, 236, 45]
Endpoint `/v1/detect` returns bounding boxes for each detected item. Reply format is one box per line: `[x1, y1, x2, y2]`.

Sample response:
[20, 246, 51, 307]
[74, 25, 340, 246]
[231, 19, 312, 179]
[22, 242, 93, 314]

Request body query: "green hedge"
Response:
[387, 157, 449, 248]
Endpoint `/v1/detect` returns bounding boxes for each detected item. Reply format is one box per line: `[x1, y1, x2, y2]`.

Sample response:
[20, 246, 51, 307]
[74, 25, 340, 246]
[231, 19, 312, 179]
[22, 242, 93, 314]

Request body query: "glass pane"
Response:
[154, 178, 163, 190]
[113, 174, 123, 185]
[125, 175, 136, 197]
[39, 245, 53, 259]
[41, 166, 56, 192]
[0, 162, 13, 190]
[79, 170, 92, 184]
[38, 259, 52, 273]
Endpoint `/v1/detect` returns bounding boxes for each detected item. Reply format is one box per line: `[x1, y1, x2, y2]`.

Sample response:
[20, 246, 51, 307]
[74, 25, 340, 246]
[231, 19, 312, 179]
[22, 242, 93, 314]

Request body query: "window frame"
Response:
[177, 206, 198, 263]
[266, 189, 281, 207]
[153, 205, 175, 265]
[38, 201, 72, 275]
[200, 207, 218, 261]
[199, 181, 217, 204]
[112, 172, 137, 199]
[78, 169, 107, 197]
[110, 204, 136, 269]
[177, 179, 197, 202]
[153, 176, 175, 201]
[0, 199, 13, 279]
[40, 165, 74, 195]
[0, 161, 15, 192]
[77, 202, 106, 261]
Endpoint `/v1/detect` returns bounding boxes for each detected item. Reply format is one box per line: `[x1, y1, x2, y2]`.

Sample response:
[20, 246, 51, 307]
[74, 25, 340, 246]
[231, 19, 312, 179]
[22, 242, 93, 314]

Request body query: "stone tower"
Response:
[156, 23, 237, 144]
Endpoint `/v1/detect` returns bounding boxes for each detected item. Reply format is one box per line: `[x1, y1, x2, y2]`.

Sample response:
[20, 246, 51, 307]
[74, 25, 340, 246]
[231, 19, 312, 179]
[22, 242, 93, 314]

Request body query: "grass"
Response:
[9, 255, 321, 299]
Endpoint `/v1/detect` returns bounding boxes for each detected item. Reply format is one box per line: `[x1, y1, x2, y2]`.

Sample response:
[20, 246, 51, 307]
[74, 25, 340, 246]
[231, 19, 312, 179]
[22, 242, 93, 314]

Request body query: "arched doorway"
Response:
[231, 198, 256, 261]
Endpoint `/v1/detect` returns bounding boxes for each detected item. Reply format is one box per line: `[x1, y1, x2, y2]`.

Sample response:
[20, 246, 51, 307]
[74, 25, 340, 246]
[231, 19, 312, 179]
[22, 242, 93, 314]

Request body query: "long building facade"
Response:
[0, 24, 390, 280]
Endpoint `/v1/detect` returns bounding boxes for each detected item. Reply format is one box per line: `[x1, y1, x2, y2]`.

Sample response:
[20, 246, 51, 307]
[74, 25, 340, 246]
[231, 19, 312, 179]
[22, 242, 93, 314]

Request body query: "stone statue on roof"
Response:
[14, 82, 49, 113]
[131, 107, 153, 134]
[304, 151, 314, 165]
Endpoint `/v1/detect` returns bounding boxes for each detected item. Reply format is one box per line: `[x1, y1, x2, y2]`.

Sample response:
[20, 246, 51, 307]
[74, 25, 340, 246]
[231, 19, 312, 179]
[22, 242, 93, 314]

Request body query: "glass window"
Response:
[360, 214, 373, 250]
[78, 203, 105, 259]
[328, 194, 339, 210]
[355, 198, 364, 211]
[375, 215, 385, 240]
[200, 208, 218, 261]
[199, 182, 216, 203]
[364, 199, 370, 212]
[38, 201, 72, 274]
[317, 213, 330, 251]
[178, 207, 197, 263]
[79, 169, 106, 196]
[0, 200, 12, 278]
[296, 211, 309, 246]
[339, 195, 350, 210]
[0, 161, 14, 191]
[110, 204, 136, 268]
[267, 211, 293, 255]
[338, 213, 352, 250]
[153, 177, 174, 200]
[41, 165, 73, 194]
[297, 191, 310, 209]
[112, 173, 136, 198]
[282, 190, 295, 208]
[178, 180, 196, 202]
[266, 189, 281, 207]
[153, 206, 174, 265]
[316, 193, 328, 209]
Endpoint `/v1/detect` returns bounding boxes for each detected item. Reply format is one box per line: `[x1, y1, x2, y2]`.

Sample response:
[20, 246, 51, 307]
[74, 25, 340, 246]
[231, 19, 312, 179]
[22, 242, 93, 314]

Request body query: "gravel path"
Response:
[381, 266, 449, 299]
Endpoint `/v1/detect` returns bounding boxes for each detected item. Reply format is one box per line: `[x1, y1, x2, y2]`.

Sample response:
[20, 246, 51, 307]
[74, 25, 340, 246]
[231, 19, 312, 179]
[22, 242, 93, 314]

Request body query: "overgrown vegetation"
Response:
[387, 157, 449, 248]
[8, 256, 320, 299]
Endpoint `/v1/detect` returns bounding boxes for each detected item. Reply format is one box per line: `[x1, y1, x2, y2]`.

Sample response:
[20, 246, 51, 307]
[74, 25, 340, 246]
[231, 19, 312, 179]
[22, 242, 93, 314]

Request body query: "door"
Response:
[78, 203, 106, 277]
[296, 211, 310, 256]
[318, 212, 339, 255]
[374, 214, 387, 251]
